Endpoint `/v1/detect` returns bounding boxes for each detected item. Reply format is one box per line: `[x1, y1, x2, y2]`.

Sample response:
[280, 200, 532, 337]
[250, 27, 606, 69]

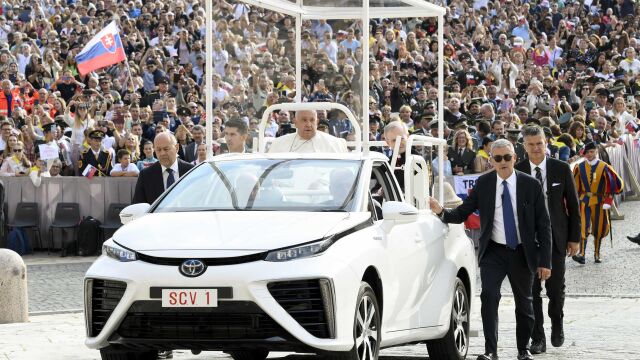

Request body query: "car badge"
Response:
[179, 259, 206, 277]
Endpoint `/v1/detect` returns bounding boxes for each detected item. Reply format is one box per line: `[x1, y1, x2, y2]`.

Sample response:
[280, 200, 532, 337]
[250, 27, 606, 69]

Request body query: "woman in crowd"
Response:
[473, 137, 494, 173]
[122, 134, 140, 163]
[64, 100, 93, 175]
[0, 141, 32, 177]
[136, 141, 157, 171]
[192, 143, 208, 165]
[569, 121, 587, 153]
[448, 129, 476, 175]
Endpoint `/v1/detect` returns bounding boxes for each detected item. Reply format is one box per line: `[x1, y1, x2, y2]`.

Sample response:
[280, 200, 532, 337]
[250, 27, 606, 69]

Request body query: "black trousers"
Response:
[480, 241, 535, 353]
[532, 244, 566, 341]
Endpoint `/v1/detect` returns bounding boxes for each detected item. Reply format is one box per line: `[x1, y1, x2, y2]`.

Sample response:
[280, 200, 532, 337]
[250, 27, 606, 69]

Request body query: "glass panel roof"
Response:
[303, 0, 410, 6]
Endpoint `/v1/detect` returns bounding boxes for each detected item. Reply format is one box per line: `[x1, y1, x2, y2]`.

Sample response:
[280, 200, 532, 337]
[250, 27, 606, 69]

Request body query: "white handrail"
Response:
[405, 135, 447, 204]
[257, 102, 362, 153]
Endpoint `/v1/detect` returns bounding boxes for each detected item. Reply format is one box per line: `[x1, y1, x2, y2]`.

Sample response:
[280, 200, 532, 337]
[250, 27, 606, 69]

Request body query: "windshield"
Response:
[154, 159, 362, 212]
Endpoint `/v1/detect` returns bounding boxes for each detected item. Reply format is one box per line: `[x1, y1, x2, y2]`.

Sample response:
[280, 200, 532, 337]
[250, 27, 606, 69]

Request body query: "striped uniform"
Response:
[573, 160, 624, 259]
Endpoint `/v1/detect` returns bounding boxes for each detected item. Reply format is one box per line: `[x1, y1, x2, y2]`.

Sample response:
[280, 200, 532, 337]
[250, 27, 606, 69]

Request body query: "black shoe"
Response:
[551, 322, 565, 347]
[476, 353, 499, 360]
[517, 350, 534, 360]
[572, 255, 585, 264]
[530, 339, 546, 354]
[595, 257, 602, 263]
[627, 235, 640, 245]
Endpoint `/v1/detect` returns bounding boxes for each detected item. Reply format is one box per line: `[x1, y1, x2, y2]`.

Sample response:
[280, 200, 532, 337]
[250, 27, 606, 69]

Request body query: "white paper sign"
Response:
[453, 174, 481, 196]
[38, 144, 59, 160]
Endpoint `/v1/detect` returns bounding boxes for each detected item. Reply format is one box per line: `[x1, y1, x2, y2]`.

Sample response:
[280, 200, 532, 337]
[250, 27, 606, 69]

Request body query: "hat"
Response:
[583, 141, 597, 152]
[421, 113, 435, 122]
[586, 76, 604, 84]
[596, 88, 610, 96]
[177, 106, 192, 117]
[513, 37, 524, 47]
[458, 53, 471, 61]
[89, 130, 105, 139]
[537, 101, 552, 112]
[157, 76, 169, 84]
[42, 123, 57, 133]
[425, 100, 436, 108]
[609, 84, 625, 93]
[453, 120, 468, 129]
[428, 119, 440, 129]
[558, 113, 572, 125]
[506, 128, 521, 138]
[469, 98, 483, 107]
[525, 117, 541, 125]
[146, 59, 156, 65]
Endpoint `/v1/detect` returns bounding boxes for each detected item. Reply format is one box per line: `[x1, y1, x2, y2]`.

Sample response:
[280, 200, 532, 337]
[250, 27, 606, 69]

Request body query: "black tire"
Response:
[99, 347, 157, 360]
[426, 278, 470, 360]
[228, 350, 269, 360]
[330, 282, 381, 360]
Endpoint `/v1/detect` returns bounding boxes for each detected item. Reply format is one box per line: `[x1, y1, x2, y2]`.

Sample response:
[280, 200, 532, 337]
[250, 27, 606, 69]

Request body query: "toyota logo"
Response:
[179, 259, 206, 277]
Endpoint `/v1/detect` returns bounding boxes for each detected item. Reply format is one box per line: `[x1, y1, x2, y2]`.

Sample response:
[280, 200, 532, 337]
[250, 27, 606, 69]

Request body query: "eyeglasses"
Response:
[492, 154, 513, 162]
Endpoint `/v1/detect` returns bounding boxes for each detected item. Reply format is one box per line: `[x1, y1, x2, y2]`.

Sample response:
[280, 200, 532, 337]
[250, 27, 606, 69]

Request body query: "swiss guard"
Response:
[78, 130, 112, 177]
[572, 141, 623, 264]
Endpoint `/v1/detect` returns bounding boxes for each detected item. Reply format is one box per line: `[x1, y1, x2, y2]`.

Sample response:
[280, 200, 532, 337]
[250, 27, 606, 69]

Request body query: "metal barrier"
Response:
[1, 177, 136, 250]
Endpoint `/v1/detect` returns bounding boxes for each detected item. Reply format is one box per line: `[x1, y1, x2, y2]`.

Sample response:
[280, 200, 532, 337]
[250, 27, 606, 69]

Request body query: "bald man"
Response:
[133, 132, 194, 204]
[268, 110, 348, 153]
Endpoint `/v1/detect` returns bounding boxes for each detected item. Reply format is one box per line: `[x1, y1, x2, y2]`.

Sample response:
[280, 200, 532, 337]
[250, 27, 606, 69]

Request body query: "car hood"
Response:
[114, 211, 370, 252]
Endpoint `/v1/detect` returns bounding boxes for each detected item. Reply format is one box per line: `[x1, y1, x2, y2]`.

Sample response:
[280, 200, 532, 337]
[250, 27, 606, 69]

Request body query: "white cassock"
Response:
[267, 132, 348, 153]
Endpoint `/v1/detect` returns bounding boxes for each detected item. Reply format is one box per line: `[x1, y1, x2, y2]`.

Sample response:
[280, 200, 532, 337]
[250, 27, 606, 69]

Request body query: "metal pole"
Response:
[205, 0, 213, 159]
[362, 0, 370, 151]
[437, 14, 444, 204]
[295, 8, 302, 103]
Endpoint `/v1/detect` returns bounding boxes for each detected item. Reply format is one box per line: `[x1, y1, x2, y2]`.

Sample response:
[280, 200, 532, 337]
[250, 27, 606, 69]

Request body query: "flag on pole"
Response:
[82, 164, 98, 179]
[75, 21, 126, 76]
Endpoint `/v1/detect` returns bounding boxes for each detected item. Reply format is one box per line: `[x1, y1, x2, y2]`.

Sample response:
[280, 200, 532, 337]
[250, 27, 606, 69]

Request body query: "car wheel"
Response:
[426, 278, 469, 360]
[331, 282, 381, 360]
[99, 347, 158, 360]
[228, 350, 269, 360]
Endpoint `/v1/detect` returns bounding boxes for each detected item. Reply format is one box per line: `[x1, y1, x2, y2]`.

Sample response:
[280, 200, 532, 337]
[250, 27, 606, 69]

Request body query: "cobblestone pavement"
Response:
[1, 297, 638, 360]
[27, 262, 92, 313]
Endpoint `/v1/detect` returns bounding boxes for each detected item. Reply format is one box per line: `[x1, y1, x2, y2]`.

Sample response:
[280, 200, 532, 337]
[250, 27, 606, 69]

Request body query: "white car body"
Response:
[84, 151, 476, 359]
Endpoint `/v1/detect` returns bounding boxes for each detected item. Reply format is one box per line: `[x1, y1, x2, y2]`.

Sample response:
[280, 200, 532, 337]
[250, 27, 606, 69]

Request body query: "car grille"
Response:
[268, 279, 331, 338]
[89, 279, 127, 337]
[117, 301, 290, 341]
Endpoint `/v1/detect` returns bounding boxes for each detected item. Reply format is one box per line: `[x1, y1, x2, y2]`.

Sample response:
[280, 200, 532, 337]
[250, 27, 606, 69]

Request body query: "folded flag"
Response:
[82, 164, 98, 179]
[75, 21, 126, 76]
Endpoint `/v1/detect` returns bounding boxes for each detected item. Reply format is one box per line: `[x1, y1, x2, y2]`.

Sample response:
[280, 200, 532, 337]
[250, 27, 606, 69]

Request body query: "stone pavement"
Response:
[0, 296, 638, 360]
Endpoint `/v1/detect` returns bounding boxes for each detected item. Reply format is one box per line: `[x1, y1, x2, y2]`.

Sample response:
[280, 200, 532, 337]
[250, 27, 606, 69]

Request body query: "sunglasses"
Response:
[13, 149, 23, 152]
[492, 154, 514, 162]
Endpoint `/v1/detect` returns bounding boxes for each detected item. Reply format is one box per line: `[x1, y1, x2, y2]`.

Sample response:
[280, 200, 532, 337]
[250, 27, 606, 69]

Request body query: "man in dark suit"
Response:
[429, 139, 552, 360]
[515, 125, 580, 354]
[183, 125, 205, 163]
[133, 132, 194, 204]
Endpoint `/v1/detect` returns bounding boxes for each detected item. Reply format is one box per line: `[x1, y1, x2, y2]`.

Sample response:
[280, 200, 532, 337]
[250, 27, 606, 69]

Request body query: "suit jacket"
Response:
[448, 147, 476, 174]
[441, 170, 552, 273]
[183, 142, 198, 163]
[132, 160, 194, 204]
[515, 158, 580, 253]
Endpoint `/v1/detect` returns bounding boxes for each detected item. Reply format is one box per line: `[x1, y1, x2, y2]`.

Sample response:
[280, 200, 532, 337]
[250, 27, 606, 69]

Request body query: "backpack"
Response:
[77, 216, 102, 256]
[6, 228, 31, 255]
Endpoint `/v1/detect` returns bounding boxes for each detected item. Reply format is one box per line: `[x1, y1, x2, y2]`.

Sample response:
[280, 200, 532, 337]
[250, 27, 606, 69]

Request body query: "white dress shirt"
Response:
[529, 158, 547, 195]
[161, 160, 180, 190]
[492, 171, 521, 246]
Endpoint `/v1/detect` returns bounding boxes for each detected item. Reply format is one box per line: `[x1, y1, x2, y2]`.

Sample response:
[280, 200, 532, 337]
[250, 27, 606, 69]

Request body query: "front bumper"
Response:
[84, 253, 360, 352]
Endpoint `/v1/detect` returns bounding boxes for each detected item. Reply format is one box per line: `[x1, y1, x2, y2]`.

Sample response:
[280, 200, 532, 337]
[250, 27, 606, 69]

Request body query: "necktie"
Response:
[502, 180, 519, 249]
[459, 149, 463, 158]
[535, 166, 543, 186]
[166, 168, 175, 189]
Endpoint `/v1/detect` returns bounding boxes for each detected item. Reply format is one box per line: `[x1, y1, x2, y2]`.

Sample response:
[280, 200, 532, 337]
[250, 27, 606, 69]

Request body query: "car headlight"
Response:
[264, 238, 334, 262]
[103, 241, 137, 262]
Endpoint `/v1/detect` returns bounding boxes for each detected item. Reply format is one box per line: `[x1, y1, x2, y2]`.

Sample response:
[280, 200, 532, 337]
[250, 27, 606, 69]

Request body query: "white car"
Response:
[84, 151, 476, 360]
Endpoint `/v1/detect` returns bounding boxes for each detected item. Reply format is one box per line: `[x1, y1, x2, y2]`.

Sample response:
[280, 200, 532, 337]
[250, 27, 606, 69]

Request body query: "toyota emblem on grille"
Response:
[179, 259, 206, 277]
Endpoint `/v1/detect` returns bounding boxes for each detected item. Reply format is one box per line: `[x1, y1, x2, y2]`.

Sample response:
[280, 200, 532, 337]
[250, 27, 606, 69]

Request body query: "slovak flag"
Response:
[75, 21, 126, 76]
[82, 164, 98, 179]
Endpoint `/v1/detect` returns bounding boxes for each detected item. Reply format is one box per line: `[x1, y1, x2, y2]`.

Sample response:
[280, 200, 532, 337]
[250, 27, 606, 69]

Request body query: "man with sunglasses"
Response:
[430, 139, 552, 360]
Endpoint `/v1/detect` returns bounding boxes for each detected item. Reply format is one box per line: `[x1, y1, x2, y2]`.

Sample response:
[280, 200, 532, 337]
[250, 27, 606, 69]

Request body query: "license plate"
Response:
[161, 289, 218, 307]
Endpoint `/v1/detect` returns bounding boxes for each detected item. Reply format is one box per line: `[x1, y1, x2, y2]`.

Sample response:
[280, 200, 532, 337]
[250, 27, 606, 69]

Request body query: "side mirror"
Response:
[120, 203, 151, 225]
[381, 201, 418, 232]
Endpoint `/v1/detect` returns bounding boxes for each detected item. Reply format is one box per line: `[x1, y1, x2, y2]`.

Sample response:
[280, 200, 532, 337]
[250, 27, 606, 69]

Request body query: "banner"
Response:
[452, 174, 481, 229]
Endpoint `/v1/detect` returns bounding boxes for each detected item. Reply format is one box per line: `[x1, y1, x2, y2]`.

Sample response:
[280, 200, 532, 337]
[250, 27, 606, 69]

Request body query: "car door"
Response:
[371, 161, 429, 332]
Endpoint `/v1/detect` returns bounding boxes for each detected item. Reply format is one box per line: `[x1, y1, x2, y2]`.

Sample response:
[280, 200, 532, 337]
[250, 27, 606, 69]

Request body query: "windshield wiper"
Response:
[311, 209, 348, 212]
